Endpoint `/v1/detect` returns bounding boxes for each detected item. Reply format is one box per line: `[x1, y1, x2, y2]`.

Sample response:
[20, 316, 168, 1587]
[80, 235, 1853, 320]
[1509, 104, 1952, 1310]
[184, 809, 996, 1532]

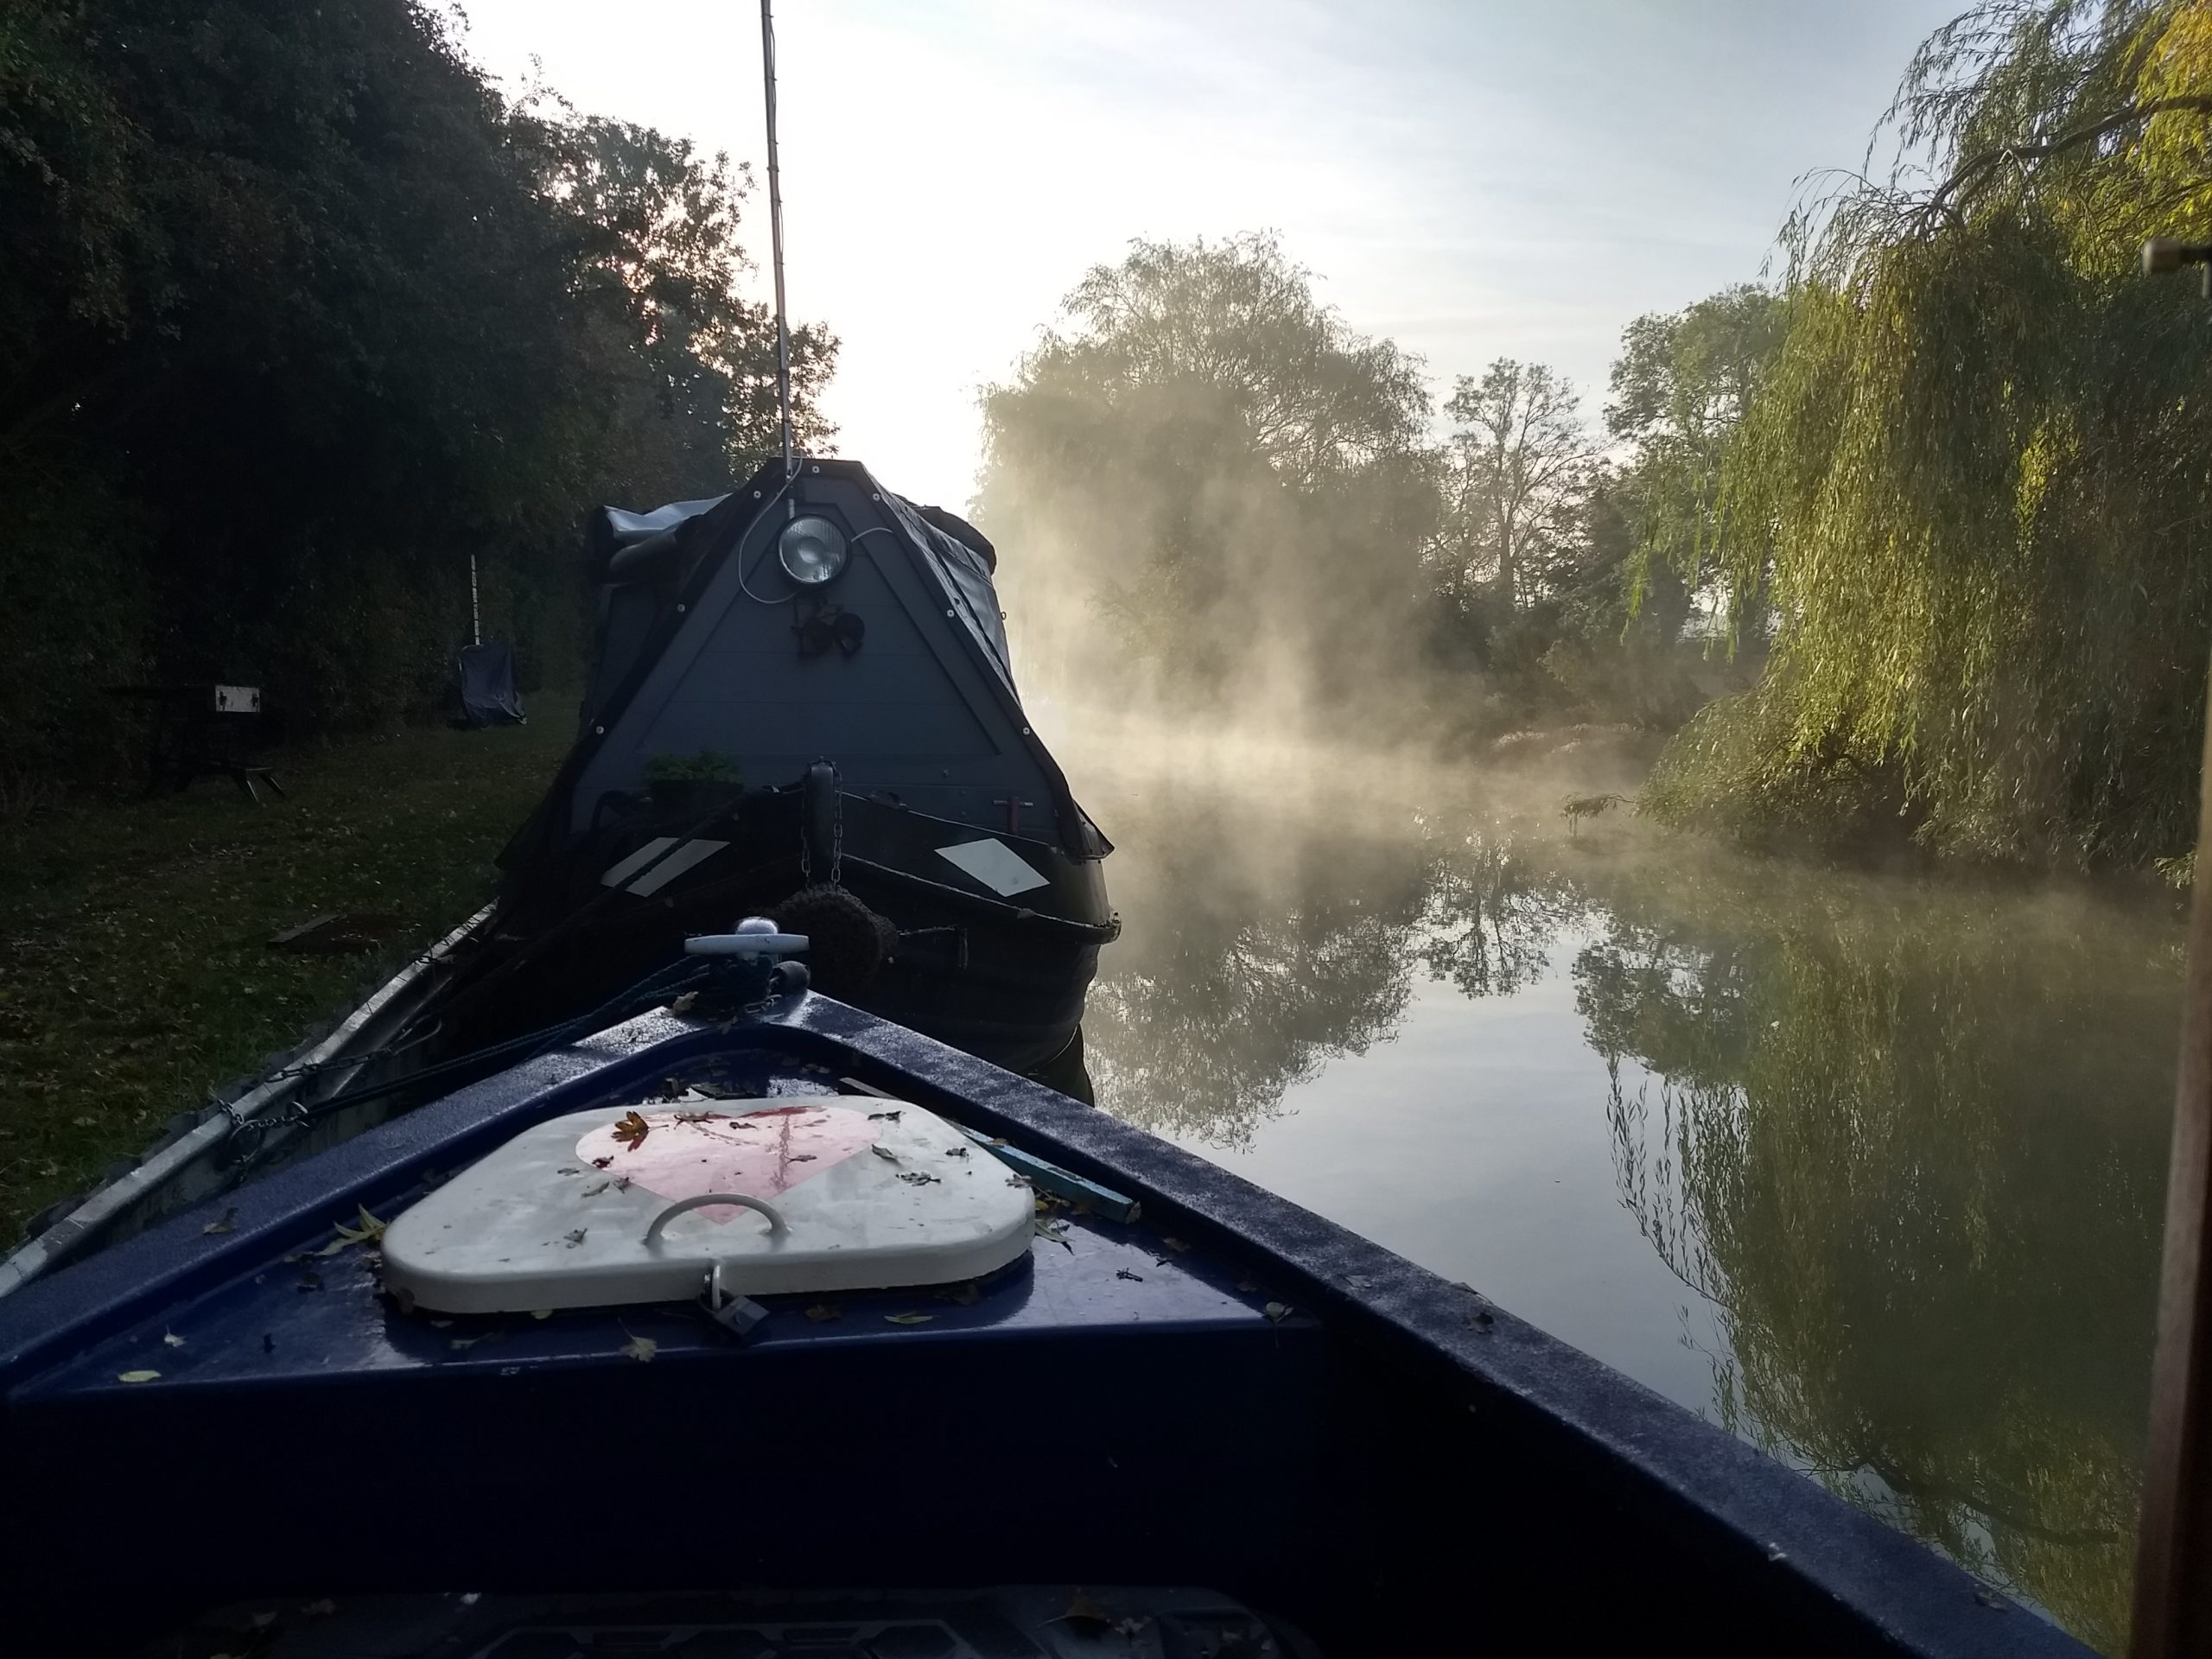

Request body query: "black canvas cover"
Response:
[459, 640, 525, 727]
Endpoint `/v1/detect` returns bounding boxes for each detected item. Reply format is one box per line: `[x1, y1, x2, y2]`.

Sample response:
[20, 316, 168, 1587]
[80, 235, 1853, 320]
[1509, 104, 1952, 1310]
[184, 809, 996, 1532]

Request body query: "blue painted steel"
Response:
[0, 995, 2092, 1657]
[954, 1122, 1141, 1220]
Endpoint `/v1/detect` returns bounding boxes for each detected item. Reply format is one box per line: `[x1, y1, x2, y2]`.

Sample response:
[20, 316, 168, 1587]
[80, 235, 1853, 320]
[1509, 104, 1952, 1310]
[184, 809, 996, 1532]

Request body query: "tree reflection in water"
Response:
[1080, 764, 2177, 1652]
[1084, 769, 1573, 1144]
[1578, 865, 2176, 1651]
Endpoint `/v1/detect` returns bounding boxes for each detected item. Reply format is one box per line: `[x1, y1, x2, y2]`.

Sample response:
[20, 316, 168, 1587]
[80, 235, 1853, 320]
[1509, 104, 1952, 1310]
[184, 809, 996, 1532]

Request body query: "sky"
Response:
[451, 0, 1963, 508]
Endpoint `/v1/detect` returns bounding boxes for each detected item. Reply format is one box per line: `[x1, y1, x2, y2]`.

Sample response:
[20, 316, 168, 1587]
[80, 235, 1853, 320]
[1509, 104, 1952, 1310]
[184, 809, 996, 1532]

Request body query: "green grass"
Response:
[0, 711, 575, 1242]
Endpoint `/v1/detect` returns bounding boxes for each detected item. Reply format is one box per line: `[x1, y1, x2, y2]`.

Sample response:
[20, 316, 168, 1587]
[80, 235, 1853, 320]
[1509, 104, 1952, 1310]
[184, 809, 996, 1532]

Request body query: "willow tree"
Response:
[1645, 0, 2212, 866]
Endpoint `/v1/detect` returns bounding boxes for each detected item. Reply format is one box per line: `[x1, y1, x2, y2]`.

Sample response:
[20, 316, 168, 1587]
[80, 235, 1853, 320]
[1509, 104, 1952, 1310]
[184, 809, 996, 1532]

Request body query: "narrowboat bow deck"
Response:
[0, 977, 2088, 1657]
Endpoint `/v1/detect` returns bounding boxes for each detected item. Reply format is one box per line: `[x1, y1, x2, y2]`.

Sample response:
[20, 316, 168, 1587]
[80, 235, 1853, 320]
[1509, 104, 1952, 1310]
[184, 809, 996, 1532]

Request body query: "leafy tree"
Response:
[547, 112, 837, 499]
[976, 233, 1434, 721]
[1437, 359, 1595, 612]
[0, 1, 834, 794]
[1647, 0, 2212, 866]
[1605, 284, 1785, 642]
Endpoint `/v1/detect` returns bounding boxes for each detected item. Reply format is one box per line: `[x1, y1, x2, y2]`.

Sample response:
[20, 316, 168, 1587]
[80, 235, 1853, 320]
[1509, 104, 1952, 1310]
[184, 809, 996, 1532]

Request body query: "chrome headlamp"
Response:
[777, 516, 849, 586]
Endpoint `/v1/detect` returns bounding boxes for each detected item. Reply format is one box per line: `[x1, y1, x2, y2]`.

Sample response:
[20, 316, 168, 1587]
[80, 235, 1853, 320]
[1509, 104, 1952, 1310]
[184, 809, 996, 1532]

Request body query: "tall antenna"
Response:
[760, 0, 796, 480]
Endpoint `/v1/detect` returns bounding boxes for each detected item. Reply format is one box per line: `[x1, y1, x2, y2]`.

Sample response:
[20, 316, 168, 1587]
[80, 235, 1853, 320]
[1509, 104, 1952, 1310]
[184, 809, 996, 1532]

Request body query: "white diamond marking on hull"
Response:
[936, 838, 1050, 898]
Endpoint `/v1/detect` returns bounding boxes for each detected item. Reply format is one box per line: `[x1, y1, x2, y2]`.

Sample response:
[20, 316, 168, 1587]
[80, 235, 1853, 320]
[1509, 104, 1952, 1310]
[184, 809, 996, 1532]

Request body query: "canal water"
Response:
[1058, 716, 2181, 1655]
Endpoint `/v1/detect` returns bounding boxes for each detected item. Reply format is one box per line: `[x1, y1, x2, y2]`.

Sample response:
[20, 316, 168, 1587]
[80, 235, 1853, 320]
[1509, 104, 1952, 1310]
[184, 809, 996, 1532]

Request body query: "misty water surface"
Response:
[1060, 721, 2179, 1655]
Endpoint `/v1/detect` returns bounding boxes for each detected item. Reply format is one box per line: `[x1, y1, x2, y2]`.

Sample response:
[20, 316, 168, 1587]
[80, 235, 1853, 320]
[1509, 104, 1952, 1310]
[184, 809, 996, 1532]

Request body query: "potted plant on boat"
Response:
[644, 750, 744, 814]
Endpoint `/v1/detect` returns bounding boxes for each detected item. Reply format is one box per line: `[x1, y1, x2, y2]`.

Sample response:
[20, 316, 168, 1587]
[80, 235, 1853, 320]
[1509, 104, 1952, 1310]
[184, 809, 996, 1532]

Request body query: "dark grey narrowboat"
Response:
[436, 455, 1116, 1095]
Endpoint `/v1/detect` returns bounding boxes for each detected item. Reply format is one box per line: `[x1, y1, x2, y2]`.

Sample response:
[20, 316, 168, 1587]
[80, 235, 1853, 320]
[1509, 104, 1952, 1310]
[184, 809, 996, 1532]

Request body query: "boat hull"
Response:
[0, 993, 2089, 1657]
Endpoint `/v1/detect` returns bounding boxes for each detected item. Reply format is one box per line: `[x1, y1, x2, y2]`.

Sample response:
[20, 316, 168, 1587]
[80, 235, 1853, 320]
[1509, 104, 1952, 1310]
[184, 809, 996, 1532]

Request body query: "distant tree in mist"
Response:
[976, 232, 1436, 721]
[1437, 360, 1596, 612]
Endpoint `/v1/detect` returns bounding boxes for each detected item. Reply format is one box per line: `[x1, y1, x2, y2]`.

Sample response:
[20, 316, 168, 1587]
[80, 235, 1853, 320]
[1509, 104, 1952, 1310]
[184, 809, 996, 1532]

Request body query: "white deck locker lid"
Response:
[380, 1096, 1033, 1315]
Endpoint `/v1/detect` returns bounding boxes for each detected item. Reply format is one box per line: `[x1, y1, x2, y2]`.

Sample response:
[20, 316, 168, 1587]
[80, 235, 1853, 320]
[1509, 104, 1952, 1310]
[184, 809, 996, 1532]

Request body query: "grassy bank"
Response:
[0, 711, 575, 1241]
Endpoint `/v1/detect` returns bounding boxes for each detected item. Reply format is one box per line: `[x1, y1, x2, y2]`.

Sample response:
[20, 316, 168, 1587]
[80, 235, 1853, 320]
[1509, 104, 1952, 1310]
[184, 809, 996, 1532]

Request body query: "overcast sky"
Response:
[452, 0, 1961, 508]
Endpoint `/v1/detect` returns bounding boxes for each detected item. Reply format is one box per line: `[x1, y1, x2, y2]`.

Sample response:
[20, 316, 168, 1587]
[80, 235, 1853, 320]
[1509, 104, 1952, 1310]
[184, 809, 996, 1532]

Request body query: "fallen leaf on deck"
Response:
[884, 1313, 934, 1325]
[563, 1228, 588, 1248]
[945, 1145, 969, 1157]
[803, 1303, 842, 1323]
[581, 1179, 611, 1197]
[897, 1171, 941, 1186]
[611, 1110, 652, 1151]
[621, 1335, 658, 1363]
[591, 1156, 615, 1170]
[1161, 1236, 1191, 1254]
[1035, 1219, 1073, 1251]
[669, 992, 699, 1014]
[118, 1370, 160, 1383]
[162, 1331, 186, 1348]
[1063, 1591, 1112, 1630]
[870, 1145, 900, 1162]
[867, 1109, 903, 1122]
[530, 1309, 553, 1320]
[1264, 1302, 1294, 1323]
[202, 1208, 237, 1236]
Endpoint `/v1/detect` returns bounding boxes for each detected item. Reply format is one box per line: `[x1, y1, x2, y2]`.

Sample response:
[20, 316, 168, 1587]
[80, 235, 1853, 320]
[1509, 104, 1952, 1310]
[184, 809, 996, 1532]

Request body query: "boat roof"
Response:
[504, 454, 1106, 868]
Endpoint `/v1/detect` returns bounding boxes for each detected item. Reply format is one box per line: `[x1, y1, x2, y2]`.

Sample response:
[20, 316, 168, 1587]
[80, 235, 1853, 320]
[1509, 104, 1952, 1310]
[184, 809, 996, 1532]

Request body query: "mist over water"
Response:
[1034, 702, 2178, 1655]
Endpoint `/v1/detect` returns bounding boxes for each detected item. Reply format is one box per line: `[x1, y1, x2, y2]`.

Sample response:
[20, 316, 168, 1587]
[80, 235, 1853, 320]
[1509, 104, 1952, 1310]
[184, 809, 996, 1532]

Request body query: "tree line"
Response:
[13, 0, 2209, 876]
[982, 0, 2212, 874]
[975, 232, 1777, 751]
[0, 0, 832, 804]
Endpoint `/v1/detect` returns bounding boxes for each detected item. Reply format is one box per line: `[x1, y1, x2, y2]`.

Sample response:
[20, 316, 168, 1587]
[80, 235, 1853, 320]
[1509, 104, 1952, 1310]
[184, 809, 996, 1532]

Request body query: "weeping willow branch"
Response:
[1925, 91, 2212, 219]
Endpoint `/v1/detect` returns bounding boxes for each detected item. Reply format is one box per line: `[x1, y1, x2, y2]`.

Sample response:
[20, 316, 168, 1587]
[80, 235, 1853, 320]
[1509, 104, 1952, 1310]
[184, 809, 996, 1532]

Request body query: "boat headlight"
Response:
[777, 516, 849, 586]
